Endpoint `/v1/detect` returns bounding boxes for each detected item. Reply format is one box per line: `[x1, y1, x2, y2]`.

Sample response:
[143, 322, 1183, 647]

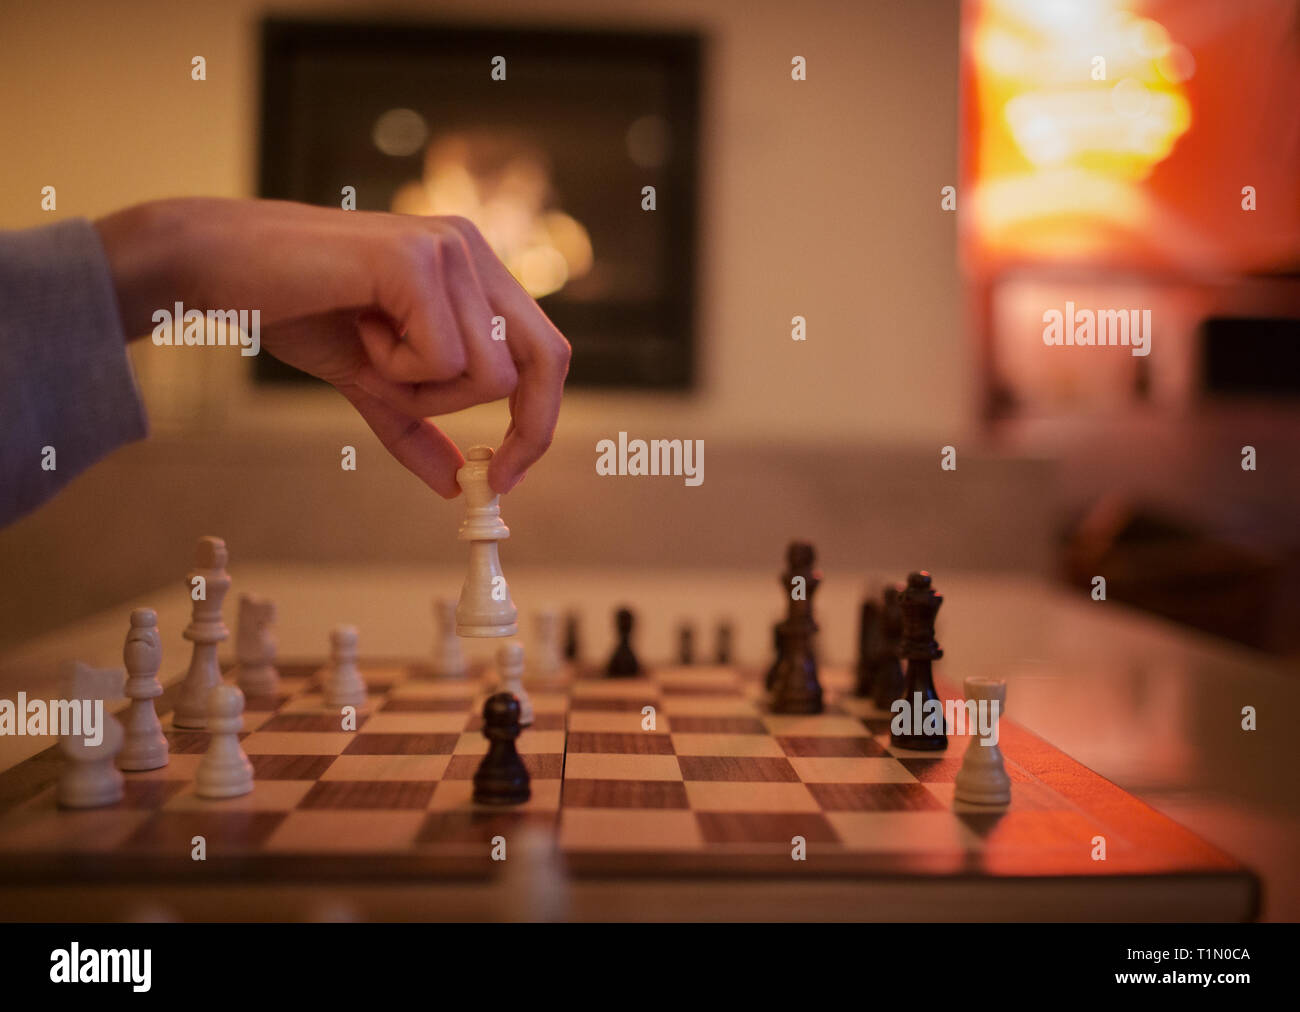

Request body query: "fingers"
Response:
[338, 385, 465, 498]
[440, 218, 571, 493]
[361, 215, 571, 493]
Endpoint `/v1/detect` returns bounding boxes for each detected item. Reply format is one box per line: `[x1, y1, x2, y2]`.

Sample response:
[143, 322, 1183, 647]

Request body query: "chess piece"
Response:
[605, 607, 642, 677]
[195, 684, 254, 799]
[954, 677, 1011, 806]
[532, 609, 563, 676]
[563, 612, 581, 662]
[763, 622, 782, 691]
[473, 693, 531, 805]
[323, 625, 367, 707]
[678, 622, 695, 665]
[118, 608, 168, 771]
[455, 446, 518, 637]
[854, 596, 877, 697]
[769, 621, 823, 714]
[58, 661, 126, 808]
[713, 620, 733, 665]
[870, 584, 907, 711]
[173, 536, 232, 729]
[432, 598, 468, 677]
[890, 571, 948, 751]
[234, 594, 279, 696]
[768, 541, 824, 713]
[497, 641, 534, 727]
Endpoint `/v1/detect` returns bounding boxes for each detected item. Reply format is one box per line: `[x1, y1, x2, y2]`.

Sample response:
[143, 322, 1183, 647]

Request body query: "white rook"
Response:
[954, 676, 1012, 806]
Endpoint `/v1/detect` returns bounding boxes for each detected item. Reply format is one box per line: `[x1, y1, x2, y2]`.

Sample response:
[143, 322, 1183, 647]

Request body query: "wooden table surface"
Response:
[2, 565, 1295, 920]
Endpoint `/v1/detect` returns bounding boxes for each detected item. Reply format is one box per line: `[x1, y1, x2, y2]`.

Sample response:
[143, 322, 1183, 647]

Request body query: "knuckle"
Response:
[398, 230, 451, 274]
[482, 361, 518, 401]
[440, 215, 483, 242]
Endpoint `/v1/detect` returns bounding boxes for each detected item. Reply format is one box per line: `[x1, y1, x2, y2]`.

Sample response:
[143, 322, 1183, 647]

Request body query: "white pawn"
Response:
[195, 684, 254, 799]
[496, 641, 533, 727]
[323, 625, 367, 707]
[432, 598, 467, 677]
[954, 676, 1012, 806]
[118, 608, 169, 771]
[58, 661, 125, 808]
[532, 609, 563, 677]
[234, 594, 280, 696]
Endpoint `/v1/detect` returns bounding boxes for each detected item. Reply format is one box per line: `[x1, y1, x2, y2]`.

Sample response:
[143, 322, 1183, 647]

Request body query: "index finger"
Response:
[443, 218, 572, 492]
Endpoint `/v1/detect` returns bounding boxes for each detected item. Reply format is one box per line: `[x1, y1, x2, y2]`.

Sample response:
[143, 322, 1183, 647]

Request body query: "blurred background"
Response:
[0, 0, 1297, 658]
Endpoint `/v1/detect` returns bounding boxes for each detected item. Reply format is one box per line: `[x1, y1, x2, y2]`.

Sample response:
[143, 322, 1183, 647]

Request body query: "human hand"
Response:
[95, 197, 571, 496]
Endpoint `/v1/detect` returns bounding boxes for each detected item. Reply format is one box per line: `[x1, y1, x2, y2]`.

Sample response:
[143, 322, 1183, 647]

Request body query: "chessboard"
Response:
[0, 655, 1259, 919]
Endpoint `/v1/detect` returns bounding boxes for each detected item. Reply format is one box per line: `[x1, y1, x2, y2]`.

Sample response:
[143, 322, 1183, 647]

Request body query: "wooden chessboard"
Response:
[0, 658, 1259, 918]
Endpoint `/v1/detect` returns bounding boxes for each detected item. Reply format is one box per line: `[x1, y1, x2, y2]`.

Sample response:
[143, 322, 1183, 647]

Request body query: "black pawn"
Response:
[563, 612, 581, 662]
[678, 623, 695, 665]
[870, 585, 906, 711]
[890, 571, 947, 751]
[606, 607, 642, 677]
[473, 693, 531, 805]
[769, 621, 823, 714]
[763, 622, 783, 691]
[713, 620, 733, 665]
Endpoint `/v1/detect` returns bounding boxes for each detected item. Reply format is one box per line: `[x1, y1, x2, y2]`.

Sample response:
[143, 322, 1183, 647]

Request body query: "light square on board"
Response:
[361, 712, 471, 734]
[827, 811, 984, 853]
[319, 754, 451, 782]
[559, 808, 703, 851]
[684, 780, 822, 813]
[162, 779, 313, 811]
[263, 810, 425, 853]
[561, 753, 683, 781]
[762, 714, 872, 737]
[786, 756, 916, 784]
[567, 710, 660, 733]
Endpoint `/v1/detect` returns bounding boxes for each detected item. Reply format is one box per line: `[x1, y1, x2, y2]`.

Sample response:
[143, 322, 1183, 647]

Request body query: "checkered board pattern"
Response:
[560, 663, 1250, 882]
[0, 661, 566, 882]
[0, 658, 1253, 893]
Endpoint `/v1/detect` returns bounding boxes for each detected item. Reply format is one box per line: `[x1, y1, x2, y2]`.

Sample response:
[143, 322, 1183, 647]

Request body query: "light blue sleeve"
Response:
[0, 218, 148, 525]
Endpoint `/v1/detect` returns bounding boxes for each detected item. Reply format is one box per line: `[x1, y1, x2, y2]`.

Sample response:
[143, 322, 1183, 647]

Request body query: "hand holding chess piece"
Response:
[455, 446, 518, 638]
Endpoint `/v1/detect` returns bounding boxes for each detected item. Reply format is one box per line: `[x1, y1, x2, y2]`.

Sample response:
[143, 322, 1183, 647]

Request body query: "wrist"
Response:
[94, 199, 195, 341]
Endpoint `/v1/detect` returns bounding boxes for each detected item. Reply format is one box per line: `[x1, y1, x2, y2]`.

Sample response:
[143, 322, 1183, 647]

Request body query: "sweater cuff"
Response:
[0, 218, 148, 525]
